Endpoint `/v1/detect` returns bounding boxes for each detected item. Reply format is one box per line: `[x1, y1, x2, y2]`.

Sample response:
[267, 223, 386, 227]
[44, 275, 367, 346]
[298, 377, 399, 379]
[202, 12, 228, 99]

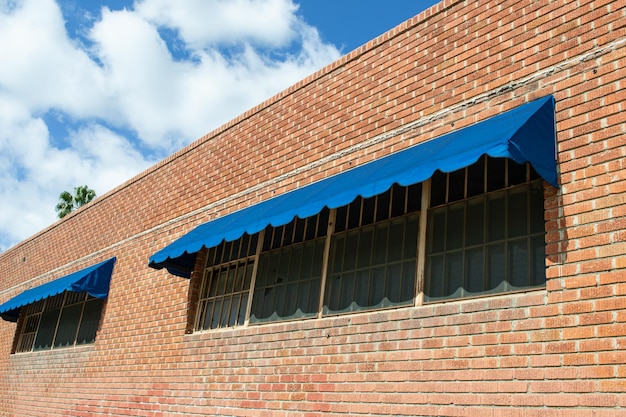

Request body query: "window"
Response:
[324, 184, 421, 314]
[15, 291, 104, 353]
[194, 234, 257, 330]
[250, 209, 329, 323]
[191, 157, 547, 331]
[424, 156, 546, 301]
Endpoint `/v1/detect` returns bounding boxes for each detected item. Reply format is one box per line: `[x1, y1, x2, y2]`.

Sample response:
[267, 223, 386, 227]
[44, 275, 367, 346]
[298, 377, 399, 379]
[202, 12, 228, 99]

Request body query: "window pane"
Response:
[387, 220, 405, 263]
[487, 195, 505, 241]
[362, 196, 376, 225]
[465, 199, 484, 246]
[508, 239, 529, 288]
[430, 170, 447, 206]
[33, 309, 60, 351]
[487, 157, 506, 191]
[425, 255, 444, 299]
[357, 228, 374, 269]
[508, 160, 527, 186]
[429, 209, 446, 253]
[354, 270, 370, 309]
[385, 263, 402, 305]
[376, 189, 391, 222]
[407, 183, 421, 213]
[400, 260, 416, 304]
[391, 184, 406, 218]
[467, 156, 485, 197]
[251, 238, 324, 323]
[403, 217, 419, 259]
[373, 223, 389, 265]
[370, 267, 386, 307]
[446, 203, 464, 250]
[76, 298, 105, 345]
[339, 272, 355, 312]
[530, 184, 545, 233]
[531, 235, 547, 286]
[54, 304, 82, 348]
[508, 188, 528, 238]
[448, 168, 465, 202]
[465, 247, 484, 294]
[444, 252, 463, 298]
[487, 243, 505, 291]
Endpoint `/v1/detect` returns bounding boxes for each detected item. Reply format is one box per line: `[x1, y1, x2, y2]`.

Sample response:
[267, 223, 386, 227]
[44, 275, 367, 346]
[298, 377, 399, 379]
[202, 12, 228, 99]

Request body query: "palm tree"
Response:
[55, 186, 96, 218]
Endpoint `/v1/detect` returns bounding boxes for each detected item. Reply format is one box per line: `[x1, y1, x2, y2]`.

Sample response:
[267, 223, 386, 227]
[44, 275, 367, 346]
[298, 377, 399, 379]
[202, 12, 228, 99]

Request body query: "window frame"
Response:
[14, 291, 105, 353]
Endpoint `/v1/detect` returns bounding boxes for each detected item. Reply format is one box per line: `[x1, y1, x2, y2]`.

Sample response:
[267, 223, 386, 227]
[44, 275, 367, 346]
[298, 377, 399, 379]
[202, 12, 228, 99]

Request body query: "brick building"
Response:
[0, 0, 625, 415]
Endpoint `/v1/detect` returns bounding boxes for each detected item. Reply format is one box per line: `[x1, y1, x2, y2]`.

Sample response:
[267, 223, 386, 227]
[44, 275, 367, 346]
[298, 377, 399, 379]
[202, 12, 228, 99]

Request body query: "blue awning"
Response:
[150, 95, 557, 278]
[0, 257, 116, 322]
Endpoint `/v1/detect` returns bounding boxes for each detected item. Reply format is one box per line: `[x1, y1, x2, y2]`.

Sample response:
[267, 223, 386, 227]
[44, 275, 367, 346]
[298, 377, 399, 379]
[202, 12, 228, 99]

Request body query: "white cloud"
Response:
[0, 0, 341, 250]
[134, 0, 299, 49]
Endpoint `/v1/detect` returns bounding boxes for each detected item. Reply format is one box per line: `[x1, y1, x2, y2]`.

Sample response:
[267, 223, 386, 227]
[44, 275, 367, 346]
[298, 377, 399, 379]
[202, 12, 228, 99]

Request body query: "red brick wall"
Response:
[1, 0, 625, 415]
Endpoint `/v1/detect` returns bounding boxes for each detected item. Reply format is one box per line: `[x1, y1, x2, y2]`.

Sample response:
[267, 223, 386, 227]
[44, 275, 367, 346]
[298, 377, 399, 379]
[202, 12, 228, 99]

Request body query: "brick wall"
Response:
[0, 0, 625, 415]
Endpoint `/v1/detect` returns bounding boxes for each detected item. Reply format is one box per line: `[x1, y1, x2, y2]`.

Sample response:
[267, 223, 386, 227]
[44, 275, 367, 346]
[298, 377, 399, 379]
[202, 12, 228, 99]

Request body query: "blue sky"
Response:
[0, 0, 439, 251]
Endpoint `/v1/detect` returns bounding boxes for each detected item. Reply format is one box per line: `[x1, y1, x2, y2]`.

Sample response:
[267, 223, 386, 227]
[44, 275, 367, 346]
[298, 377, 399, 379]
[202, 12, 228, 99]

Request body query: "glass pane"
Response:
[250, 289, 263, 323]
[234, 263, 246, 291]
[407, 183, 421, 213]
[376, 189, 391, 222]
[238, 294, 248, 325]
[339, 272, 355, 312]
[343, 232, 358, 271]
[444, 252, 463, 298]
[278, 248, 291, 284]
[33, 309, 60, 351]
[385, 263, 402, 305]
[508, 239, 529, 288]
[54, 304, 82, 348]
[370, 267, 386, 308]
[362, 196, 376, 226]
[202, 300, 213, 330]
[425, 255, 443, 298]
[324, 275, 342, 313]
[274, 284, 288, 319]
[307, 278, 320, 316]
[301, 241, 316, 277]
[487, 157, 506, 192]
[508, 189, 528, 238]
[387, 219, 404, 263]
[373, 223, 389, 265]
[208, 270, 220, 297]
[335, 205, 348, 233]
[76, 298, 104, 344]
[211, 299, 222, 329]
[428, 209, 446, 253]
[531, 235, 547, 286]
[465, 199, 484, 246]
[508, 160, 527, 186]
[243, 262, 254, 288]
[487, 244, 505, 291]
[220, 296, 232, 327]
[281, 221, 294, 246]
[288, 245, 304, 281]
[357, 228, 374, 269]
[487, 194, 506, 241]
[348, 197, 362, 229]
[312, 239, 325, 277]
[467, 156, 485, 197]
[530, 183, 545, 233]
[225, 267, 237, 293]
[228, 295, 241, 327]
[284, 282, 299, 318]
[401, 260, 416, 303]
[295, 280, 310, 317]
[465, 247, 484, 294]
[430, 170, 447, 207]
[294, 217, 306, 243]
[403, 216, 419, 259]
[354, 270, 370, 309]
[329, 236, 345, 274]
[446, 203, 464, 250]
[448, 168, 465, 202]
[391, 184, 406, 218]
